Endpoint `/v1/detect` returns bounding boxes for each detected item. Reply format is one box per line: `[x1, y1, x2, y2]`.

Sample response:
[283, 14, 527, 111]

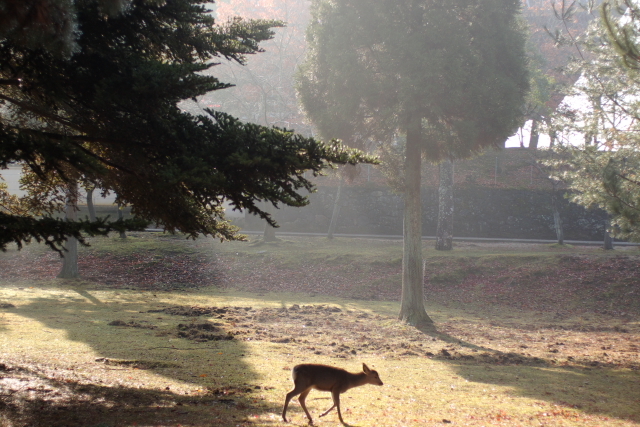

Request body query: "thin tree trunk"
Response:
[604, 218, 614, 250]
[550, 185, 564, 245]
[327, 173, 344, 239]
[398, 114, 434, 328]
[118, 203, 127, 239]
[263, 224, 277, 241]
[86, 187, 96, 222]
[529, 119, 540, 150]
[545, 118, 556, 147]
[494, 152, 503, 182]
[263, 203, 277, 242]
[435, 159, 454, 251]
[58, 182, 79, 279]
[586, 96, 602, 146]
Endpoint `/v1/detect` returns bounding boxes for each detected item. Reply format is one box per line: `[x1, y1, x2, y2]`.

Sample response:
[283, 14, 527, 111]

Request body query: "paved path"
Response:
[156, 229, 635, 247]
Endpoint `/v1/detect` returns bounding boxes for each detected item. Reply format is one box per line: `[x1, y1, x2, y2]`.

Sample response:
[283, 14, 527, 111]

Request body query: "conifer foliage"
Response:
[0, 0, 372, 251]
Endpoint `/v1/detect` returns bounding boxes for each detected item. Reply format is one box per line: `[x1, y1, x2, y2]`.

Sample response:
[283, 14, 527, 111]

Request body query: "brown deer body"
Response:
[282, 363, 383, 425]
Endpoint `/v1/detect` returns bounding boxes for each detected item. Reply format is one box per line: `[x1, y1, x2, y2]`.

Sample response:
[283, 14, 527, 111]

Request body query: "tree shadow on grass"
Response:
[1, 292, 282, 427]
[415, 322, 640, 424]
[0, 362, 275, 427]
[451, 361, 640, 422]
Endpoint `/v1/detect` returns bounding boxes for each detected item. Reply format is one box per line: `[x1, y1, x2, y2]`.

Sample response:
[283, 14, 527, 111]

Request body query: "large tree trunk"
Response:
[398, 115, 434, 328]
[58, 182, 79, 279]
[327, 172, 344, 239]
[435, 159, 454, 251]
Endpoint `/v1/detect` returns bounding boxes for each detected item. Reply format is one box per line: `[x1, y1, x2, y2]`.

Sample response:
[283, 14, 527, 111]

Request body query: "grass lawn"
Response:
[0, 233, 639, 426]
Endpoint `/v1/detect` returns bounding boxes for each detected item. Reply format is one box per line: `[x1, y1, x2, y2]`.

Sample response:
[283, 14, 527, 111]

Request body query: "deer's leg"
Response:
[282, 391, 294, 422]
[319, 402, 336, 417]
[332, 390, 345, 424]
[283, 384, 308, 422]
[298, 389, 314, 424]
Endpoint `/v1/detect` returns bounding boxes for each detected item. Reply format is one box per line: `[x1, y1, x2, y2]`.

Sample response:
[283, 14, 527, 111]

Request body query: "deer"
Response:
[282, 363, 384, 425]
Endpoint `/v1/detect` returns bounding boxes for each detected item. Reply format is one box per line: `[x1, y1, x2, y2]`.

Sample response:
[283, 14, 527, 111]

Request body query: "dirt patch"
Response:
[147, 304, 640, 370]
[94, 357, 175, 370]
[176, 323, 235, 342]
[107, 319, 157, 329]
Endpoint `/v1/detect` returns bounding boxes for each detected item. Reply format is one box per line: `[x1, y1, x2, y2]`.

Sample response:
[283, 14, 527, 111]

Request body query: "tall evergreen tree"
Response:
[546, 4, 640, 242]
[303, 0, 529, 327]
[0, 0, 373, 252]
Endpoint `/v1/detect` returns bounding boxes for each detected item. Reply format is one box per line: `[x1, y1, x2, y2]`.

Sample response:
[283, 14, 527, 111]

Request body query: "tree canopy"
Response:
[301, 0, 529, 160]
[0, 0, 373, 251]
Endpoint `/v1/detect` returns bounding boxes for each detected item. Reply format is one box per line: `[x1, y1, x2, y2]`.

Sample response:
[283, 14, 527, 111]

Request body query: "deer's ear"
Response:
[363, 363, 370, 373]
